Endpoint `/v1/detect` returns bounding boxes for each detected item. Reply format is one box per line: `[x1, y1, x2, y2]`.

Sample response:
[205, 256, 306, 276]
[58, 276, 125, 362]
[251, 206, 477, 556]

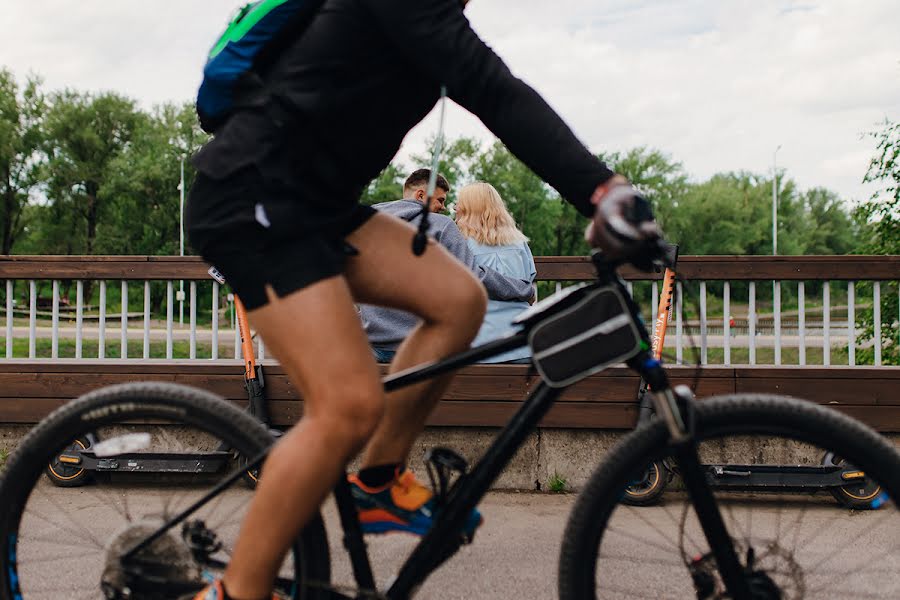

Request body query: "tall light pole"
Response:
[772, 145, 781, 255]
[178, 157, 186, 325]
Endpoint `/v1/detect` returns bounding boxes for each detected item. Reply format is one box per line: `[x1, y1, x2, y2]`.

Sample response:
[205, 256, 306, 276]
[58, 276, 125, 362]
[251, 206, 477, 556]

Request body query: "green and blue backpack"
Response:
[197, 0, 325, 132]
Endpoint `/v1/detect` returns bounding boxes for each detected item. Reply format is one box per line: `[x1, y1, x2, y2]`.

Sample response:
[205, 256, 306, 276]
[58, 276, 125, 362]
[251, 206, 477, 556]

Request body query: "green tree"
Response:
[42, 90, 143, 254]
[855, 118, 899, 365]
[469, 141, 562, 255]
[602, 147, 690, 235]
[360, 163, 405, 206]
[0, 70, 45, 254]
[101, 102, 209, 255]
[794, 188, 859, 254]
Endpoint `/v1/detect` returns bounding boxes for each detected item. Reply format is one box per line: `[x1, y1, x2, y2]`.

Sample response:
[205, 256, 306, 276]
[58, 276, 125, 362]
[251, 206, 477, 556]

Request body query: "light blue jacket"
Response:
[467, 239, 537, 363]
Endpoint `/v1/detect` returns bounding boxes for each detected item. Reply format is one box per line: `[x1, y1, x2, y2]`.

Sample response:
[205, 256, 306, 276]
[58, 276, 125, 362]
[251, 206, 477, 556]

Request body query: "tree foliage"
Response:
[0, 69, 45, 254]
[40, 90, 143, 254]
[0, 67, 866, 265]
[855, 119, 900, 365]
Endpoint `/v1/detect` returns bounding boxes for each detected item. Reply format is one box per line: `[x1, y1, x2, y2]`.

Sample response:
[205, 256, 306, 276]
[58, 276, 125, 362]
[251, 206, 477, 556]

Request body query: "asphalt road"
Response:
[10, 482, 899, 599]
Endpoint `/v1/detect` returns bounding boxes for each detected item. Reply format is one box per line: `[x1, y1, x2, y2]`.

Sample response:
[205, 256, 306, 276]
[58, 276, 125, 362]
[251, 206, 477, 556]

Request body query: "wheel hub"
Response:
[688, 541, 803, 600]
[101, 519, 202, 600]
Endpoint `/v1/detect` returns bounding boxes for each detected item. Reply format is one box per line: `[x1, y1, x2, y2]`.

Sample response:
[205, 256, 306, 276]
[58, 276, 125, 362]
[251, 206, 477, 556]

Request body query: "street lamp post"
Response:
[772, 145, 781, 255]
[178, 157, 186, 325]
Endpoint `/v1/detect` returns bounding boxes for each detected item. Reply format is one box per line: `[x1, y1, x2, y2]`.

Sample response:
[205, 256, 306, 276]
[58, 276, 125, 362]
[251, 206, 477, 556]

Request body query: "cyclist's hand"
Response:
[585, 176, 660, 259]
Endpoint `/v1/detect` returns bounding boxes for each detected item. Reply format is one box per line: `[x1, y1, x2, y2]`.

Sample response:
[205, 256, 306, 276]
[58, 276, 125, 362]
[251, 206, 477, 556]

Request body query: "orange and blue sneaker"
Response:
[348, 469, 482, 538]
[191, 578, 282, 600]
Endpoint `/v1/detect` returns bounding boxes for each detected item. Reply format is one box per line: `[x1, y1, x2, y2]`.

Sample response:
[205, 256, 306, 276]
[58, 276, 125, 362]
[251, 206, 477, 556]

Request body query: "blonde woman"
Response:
[456, 182, 536, 363]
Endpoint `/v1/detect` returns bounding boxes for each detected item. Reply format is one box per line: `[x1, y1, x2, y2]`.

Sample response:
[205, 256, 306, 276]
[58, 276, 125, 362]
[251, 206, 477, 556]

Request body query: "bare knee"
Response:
[304, 384, 385, 458]
[438, 275, 487, 343]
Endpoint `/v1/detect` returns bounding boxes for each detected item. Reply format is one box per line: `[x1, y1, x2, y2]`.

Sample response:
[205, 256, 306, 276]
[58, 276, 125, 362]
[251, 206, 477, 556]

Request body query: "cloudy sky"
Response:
[3, 0, 898, 202]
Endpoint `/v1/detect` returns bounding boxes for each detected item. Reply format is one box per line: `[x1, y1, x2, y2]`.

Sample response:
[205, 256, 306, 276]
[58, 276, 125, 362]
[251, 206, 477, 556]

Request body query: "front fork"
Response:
[636, 356, 753, 600]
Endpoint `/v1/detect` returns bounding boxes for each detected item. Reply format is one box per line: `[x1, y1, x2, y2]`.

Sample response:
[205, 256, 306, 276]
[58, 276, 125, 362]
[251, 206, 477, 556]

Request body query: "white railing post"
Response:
[5, 280, 12, 358]
[676, 282, 683, 364]
[51, 280, 60, 359]
[166, 281, 174, 360]
[76, 281, 84, 359]
[28, 280, 36, 359]
[723, 282, 730, 366]
[847, 281, 855, 366]
[873, 282, 881, 366]
[699, 281, 708, 365]
[798, 282, 806, 366]
[651, 281, 659, 326]
[823, 282, 830, 367]
[748, 281, 756, 365]
[189, 281, 197, 359]
[211, 281, 219, 360]
[143, 281, 151, 359]
[121, 281, 128, 359]
[773, 280, 781, 366]
[99, 281, 106, 359]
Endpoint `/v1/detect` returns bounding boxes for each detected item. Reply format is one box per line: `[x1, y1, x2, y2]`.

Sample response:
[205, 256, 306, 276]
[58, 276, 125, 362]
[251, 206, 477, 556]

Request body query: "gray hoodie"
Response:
[360, 199, 535, 349]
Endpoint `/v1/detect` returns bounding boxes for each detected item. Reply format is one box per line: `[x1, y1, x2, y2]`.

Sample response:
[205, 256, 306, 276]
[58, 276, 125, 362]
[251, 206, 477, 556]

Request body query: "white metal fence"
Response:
[1, 256, 898, 367]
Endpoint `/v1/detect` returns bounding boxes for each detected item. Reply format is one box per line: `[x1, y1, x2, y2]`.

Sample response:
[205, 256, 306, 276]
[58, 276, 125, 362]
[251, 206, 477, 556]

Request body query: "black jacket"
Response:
[193, 0, 614, 222]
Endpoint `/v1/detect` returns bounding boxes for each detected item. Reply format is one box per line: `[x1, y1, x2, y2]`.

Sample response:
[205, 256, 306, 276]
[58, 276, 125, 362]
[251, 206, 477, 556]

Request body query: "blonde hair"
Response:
[455, 182, 528, 246]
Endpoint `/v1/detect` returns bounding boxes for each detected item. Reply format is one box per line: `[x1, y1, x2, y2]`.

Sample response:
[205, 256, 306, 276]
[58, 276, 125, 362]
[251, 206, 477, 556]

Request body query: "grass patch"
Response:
[0, 449, 8, 473]
[0, 337, 228, 360]
[548, 472, 568, 494]
[673, 345, 858, 366]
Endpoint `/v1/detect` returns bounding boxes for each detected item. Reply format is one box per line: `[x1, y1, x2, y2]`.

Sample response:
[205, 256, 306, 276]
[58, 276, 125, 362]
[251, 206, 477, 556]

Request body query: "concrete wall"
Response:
[3, 425, 898, 493]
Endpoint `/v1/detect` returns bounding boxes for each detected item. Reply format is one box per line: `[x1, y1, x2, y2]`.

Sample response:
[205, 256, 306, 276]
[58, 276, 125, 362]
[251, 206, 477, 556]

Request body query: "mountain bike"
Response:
[1, 244, 897, 599]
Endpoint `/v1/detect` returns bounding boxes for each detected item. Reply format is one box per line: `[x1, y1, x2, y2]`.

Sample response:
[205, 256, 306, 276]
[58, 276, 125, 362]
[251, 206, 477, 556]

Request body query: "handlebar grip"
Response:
[624, 193, 654, 225]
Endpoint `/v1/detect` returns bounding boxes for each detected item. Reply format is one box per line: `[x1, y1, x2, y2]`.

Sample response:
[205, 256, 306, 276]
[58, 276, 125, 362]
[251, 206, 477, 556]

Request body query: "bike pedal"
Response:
[424, 447, 469, 507]
[425, 447, 468, 474]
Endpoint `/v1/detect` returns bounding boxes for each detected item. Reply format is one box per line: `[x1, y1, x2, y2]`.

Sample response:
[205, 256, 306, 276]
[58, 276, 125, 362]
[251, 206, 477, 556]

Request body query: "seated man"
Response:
[360, 168, 534, 362]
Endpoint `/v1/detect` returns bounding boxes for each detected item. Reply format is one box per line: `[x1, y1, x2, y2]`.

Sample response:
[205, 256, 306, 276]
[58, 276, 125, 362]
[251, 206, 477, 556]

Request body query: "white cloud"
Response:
[2, 0, 897, 202]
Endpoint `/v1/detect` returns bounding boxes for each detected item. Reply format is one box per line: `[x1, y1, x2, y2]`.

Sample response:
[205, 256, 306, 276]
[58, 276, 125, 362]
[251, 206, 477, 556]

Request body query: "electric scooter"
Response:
[622, 250, 882, 509]
[45, 267, 274, 487]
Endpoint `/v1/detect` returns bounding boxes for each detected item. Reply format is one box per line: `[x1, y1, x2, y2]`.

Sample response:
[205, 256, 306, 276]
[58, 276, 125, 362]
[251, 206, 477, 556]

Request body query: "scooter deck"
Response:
[59, 450, 231, 474]
[702, 463, 866, 491]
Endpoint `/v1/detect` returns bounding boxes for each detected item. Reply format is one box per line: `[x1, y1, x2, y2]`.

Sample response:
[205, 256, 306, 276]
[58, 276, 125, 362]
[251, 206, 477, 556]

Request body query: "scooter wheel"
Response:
[45, 437, 92, 487]
[621, 459, 669, 506]
[824, 452, 884, 509]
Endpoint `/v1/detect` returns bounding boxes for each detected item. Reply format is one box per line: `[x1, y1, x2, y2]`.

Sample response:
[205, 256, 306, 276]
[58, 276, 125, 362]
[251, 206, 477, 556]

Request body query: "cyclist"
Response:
[187, 1, 657, 598]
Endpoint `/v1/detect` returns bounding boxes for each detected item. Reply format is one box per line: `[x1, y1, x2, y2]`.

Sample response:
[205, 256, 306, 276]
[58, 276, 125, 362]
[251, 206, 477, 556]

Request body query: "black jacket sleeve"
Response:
[365, 0, 615, 217]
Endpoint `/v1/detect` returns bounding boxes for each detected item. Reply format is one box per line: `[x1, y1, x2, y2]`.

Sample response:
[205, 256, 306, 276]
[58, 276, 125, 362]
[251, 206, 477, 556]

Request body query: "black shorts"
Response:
[186, 167, 375, 310]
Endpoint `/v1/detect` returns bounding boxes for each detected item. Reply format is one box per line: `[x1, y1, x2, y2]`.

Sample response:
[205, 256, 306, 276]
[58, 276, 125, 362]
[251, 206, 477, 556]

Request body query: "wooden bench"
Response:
[0, 360, 897, 432]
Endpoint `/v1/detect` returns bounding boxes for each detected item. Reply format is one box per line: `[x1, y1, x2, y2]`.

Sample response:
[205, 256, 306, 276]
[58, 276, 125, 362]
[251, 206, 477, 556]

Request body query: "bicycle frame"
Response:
[123, 252, 755, 599]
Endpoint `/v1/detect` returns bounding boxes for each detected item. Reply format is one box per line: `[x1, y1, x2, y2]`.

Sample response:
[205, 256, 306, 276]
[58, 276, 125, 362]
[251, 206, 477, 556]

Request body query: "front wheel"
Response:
[0, 382, 331, 600]
[559, 394, 900, 600]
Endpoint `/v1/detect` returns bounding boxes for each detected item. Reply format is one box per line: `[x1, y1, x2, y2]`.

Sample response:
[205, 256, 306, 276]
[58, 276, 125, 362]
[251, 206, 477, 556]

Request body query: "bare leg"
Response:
[220, 213, 485, 597]
[222, 277, 385, 598]
[344, 212, 487, 468]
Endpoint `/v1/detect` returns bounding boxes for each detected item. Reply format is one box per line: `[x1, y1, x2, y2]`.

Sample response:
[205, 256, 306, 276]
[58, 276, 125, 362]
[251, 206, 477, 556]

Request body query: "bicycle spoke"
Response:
[621, 505, 681, 550]
[805, 510, 893, 572]
[604, 524, 679, 555]
[21, 502, 105, 551]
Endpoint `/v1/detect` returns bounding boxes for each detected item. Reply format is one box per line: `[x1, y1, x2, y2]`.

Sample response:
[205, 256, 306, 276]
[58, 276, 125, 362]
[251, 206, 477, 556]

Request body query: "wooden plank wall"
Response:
[0, 361, 896, 432]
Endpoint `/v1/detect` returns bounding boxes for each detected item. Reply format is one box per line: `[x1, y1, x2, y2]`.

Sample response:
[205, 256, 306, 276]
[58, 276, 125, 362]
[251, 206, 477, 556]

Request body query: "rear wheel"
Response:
[0, 382, 332, 600]
[559, 395, 900, 599]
